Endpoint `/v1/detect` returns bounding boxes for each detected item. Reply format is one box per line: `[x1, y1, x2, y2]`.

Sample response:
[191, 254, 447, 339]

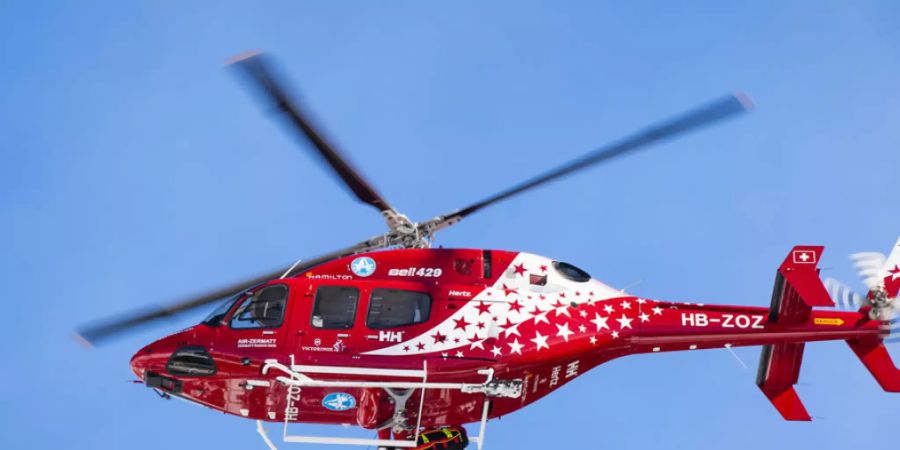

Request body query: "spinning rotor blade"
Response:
[77, 57, 755, 346]
[850, 251, 887, 291]
[824, 278, 867, 310]
[75, 266, 288, 346]
[418, 93, 753, 235]
[824, 277, 900, 342]
[228, 51, 393, 213]
[888, 317, 900, 343]
[76, 240, 378, 346]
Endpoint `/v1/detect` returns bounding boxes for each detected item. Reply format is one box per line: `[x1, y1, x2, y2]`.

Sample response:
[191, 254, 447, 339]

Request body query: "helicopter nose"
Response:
[130, 327, 210, 381]
[129, 329, 191, 379]
[130, 343, 155, 380]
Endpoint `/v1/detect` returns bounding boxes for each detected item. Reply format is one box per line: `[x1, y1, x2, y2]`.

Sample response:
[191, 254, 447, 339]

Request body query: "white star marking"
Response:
[603, 304, 615, 314]
[503, 322, 522, 338]
[578, 324, 587, 333]
[589, 336, 598, 345]
[455, 351, 464, 358]
[578, 310, 588, 318]
[532, 309, 550, 325]
[611, 330, 620, 339]
[469, 339, 485, 350]
[620, 301, 631, 310]
[556, 323, 574, 342]
[555, 306, 572, 318]
[652, 306, 663, 315]
[616, 315, 633, 329]
[591, 313, 609, 331]
[639, 313, 650, 322]
[636, 298, 647, 304]
[491, 346, 502, 357]
[530, 332, 549, 350]
[889, 265, 900, 281]
[508, 338, 524, 355]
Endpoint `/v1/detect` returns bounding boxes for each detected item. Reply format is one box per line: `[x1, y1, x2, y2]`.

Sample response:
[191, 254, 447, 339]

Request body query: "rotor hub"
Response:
[868, 289, 895, 321]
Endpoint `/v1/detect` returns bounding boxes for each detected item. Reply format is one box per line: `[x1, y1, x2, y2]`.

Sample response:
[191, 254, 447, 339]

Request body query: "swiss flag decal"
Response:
[792, 250, 817, 264]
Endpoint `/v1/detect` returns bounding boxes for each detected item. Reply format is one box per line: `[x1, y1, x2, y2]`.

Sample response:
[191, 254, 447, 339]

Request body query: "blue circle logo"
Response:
[350, 257, 376, 277]
[322, 392, 357, 411]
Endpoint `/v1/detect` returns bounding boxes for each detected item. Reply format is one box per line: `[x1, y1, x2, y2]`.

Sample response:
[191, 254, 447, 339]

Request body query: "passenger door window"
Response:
[366, 288, 431, 329]
[311, 286, 360, 329]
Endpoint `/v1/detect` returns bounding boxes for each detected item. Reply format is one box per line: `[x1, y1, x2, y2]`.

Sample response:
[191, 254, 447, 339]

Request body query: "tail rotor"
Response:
[824, 237, 900, 343]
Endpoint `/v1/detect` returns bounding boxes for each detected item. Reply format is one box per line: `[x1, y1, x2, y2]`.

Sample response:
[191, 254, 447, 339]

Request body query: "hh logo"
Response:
[379, 331, 403, 343]
[792, 250, 817, 264]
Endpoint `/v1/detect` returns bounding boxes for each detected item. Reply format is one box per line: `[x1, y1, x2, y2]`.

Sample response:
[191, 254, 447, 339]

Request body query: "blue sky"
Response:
[2, 1, 899, 449]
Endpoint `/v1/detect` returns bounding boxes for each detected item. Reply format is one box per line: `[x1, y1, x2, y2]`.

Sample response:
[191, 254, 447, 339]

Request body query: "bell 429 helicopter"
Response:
[77, 52, 900, 450]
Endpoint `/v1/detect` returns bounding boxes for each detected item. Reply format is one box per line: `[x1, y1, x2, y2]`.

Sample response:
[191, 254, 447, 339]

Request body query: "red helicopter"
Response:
[77, 52, 900, 450]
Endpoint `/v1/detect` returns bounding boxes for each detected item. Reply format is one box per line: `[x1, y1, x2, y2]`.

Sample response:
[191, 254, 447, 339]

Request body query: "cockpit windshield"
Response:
[201, 293, 245, 326]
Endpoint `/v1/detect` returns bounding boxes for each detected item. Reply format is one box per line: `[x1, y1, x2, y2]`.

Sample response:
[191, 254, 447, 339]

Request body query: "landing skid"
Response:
[254, 356, 521, 449]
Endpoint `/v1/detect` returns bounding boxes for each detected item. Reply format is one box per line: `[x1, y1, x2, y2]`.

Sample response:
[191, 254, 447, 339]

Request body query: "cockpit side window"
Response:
[311, 286, 359, 329]
[229, 285, 289, 329]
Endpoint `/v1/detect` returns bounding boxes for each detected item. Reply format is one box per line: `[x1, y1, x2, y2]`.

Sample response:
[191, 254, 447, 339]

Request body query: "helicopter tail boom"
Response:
[631, 245, 896, 421]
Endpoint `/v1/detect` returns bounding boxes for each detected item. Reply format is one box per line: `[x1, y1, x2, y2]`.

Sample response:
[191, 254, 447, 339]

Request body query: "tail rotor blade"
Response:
[850, 252, 887, 291]
[823, 278, 867, 310]
[887, 302, 900, 343]
[886, 316, 900, 343]
[824, 278, 899, 343]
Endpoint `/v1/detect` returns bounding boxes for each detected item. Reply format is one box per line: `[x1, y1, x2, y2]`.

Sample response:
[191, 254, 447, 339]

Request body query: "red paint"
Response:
[129, 246, 900, 437]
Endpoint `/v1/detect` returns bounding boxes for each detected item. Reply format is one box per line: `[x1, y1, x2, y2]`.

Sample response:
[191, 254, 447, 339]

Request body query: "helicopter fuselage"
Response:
[129, 247, 889, 429]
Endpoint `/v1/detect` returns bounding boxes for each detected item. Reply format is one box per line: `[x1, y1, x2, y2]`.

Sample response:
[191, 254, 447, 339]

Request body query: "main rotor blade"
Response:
[75, 266, 288, 346]
[75, 240, 377, 346]
[228, 51, 393, 213]
[420, 93, 752, 233]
